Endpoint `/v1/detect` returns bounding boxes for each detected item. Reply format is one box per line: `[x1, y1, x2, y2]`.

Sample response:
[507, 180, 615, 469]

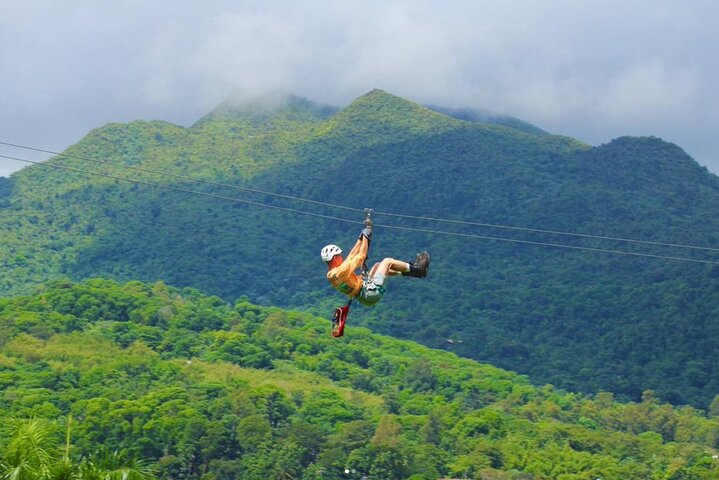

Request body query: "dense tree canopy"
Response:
[0, 279, 718, 479]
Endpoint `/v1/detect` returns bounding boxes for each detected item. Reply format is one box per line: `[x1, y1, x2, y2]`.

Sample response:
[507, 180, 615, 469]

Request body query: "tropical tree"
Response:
[77, 448, 154, 480]
[0, 419, 57, 480]
[0, 420, 155, 480]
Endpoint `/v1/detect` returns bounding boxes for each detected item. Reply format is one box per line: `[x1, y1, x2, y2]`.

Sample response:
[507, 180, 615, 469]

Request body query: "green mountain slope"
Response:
[1, 279, 718, 479]
[2, 90, 719, 410]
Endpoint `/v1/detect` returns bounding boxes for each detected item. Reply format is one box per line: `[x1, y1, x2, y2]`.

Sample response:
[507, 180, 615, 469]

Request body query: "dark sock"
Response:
[402, 264, 422, 277]
[401, 260, 414, 276]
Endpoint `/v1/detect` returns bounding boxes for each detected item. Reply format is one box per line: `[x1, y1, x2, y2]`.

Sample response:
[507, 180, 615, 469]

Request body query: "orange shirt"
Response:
[326, 237, 368, 298]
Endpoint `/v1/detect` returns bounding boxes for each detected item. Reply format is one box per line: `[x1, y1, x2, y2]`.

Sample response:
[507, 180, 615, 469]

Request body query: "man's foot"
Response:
[408, 251, 430, 278]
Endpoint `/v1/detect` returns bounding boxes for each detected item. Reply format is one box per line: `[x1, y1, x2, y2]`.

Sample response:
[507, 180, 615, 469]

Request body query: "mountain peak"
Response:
[579, 136, 717, 188]
[194, 92, 338, 127]
[358, 88, 399, 100]
[325, 89, 462, 141]
[344, 89, 435, 115]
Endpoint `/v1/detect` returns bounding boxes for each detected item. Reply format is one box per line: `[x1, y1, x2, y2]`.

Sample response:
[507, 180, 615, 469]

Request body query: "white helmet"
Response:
[321, 244, 342, 262]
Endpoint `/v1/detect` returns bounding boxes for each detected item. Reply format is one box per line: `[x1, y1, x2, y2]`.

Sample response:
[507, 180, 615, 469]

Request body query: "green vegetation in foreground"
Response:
[1, 279, 718, 479]
[0, 418, 154, 480]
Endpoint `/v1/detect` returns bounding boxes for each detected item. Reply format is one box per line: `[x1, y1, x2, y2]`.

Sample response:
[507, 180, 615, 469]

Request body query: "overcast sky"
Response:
[1, 0, 718, 177]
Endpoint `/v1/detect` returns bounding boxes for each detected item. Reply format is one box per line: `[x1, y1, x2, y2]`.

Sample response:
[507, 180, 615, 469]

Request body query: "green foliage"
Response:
[0, 418, 155, 480]
[0, 280, 718, 479]
[2, 89, 719, 413]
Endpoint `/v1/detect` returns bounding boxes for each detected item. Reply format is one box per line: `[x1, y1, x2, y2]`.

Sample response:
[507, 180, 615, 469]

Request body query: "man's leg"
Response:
[372, 258, 410, 278]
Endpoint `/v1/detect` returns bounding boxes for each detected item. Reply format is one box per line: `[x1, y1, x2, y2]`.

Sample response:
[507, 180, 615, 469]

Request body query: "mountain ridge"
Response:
[2, 89, 719, 409]
[194, 92, 339, 128]
[426, 104, 548, 136]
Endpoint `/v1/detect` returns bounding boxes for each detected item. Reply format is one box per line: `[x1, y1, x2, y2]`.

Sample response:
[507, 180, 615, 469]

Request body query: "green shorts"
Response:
[357, 273, 386, 306]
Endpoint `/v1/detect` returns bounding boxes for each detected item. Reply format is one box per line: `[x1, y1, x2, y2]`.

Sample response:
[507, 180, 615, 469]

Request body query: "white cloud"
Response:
[600, 61, 702, 122]
[1, 0, 718, 175]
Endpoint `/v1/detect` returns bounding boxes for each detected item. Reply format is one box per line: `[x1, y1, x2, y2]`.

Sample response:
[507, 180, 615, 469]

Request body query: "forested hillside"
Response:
[1, 279, 718, 479]
[1, 89, 719, 409]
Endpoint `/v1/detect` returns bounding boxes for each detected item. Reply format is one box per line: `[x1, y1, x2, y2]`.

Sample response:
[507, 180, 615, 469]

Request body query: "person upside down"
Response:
[321, 223, 430, 306]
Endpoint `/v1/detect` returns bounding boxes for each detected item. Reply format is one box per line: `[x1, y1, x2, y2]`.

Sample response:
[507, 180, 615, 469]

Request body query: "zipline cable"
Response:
[0, 140, 364, 213]
[374, 222, 719, 266]
[373, 210, 719, 253]
[3, 153, 719, 266]
[0, 154, 362, 226]
[2, 139, 718, 253]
